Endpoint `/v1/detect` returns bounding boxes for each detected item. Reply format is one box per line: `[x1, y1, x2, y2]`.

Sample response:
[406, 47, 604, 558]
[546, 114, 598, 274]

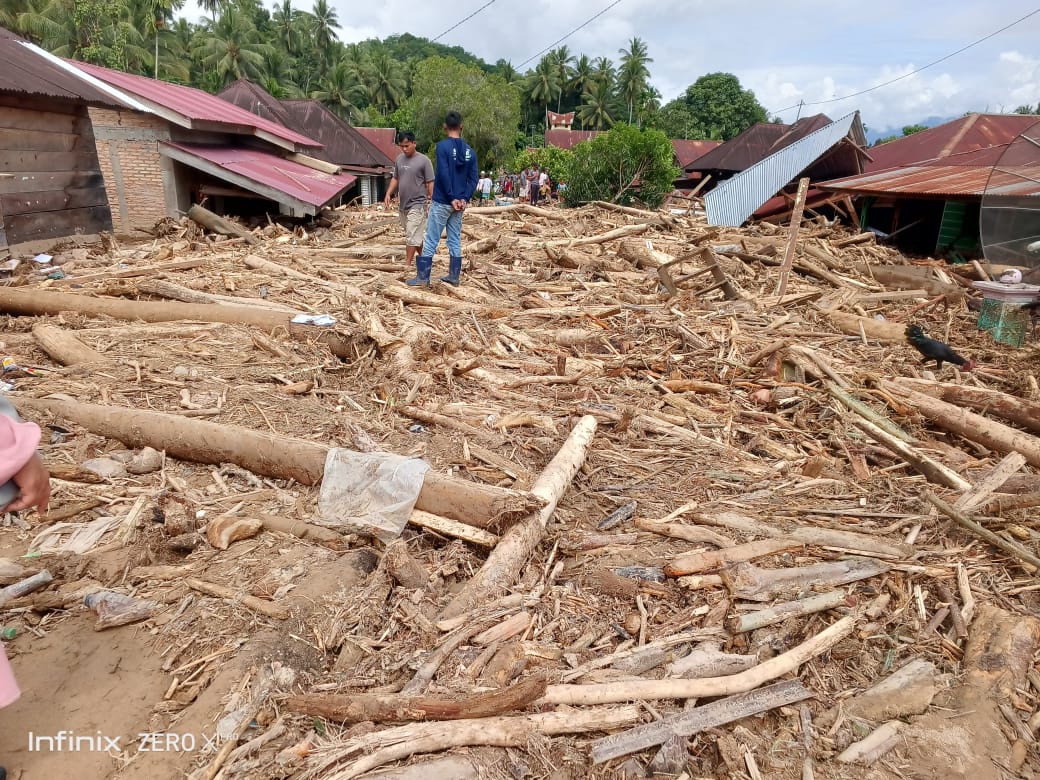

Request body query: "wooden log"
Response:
[664, 537, 802, 577]
[884, 383, 1040, 469]
[723, 558, 891, 601]
[633, 517, 734, 548]
[31, 323, 109, 365]
[890, 378, 1040, 438]
[136, 278, 298, 313]
[187, 203, 258, 244]
[256, 514, 345, 549]
[382, 282, 483, 310]
[837, 721, 903, 765]
[541, 615, 855, 706]
[924, 492, 1040, 571]
[10, 397, 542, 531]
[827, 312, 905, 342]
[833, 231, 875, 248]
[185, 578, 289, 619]
[729, 590, 848, 633]
[849, 415, 972, 491]
[438, 416, 597, 621]
[0, 287, 355, 359]
[554, 223, 650, 248]
[408, 509, 499, 547]
[590, 679, 811, 763]
[591, 200, 674, 225]
[314, 705, 641, 780]
[775, 178, 810, 298]
[284, 673, 547, 723]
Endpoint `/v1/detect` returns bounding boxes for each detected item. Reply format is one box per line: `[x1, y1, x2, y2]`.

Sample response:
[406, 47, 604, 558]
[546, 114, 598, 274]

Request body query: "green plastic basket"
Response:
[977, 298, 1028, 347]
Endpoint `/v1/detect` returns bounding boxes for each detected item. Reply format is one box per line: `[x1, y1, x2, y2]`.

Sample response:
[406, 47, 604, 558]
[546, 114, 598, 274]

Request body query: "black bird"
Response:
[905, 324, 975, 371]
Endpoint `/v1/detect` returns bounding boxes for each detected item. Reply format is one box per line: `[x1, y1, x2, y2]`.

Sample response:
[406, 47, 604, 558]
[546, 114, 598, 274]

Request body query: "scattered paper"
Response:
[291, 314, 337, 326]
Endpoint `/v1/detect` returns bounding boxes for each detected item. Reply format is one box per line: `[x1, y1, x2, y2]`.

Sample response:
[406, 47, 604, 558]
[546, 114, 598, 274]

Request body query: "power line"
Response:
[431, 0, 499, 43]
[769, 7, 1040, 116]
[517, 0, 624, 69]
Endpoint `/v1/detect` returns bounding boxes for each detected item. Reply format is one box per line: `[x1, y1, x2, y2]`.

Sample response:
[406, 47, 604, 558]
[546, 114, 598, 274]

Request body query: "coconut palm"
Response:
[365, 48, 406, 114]
[309, 0, 339, 59]
[311, 60, 366, 121]
[618, 37, 652, 124]
[578, 79, 620, 130]
[271, 0, 304, 55]
[591, 56, 615, 88]
[191, 6, 273, 88]
[570, 54, 595, 104]
[548, 46, 574, 113]
[527, 56, 561, 124]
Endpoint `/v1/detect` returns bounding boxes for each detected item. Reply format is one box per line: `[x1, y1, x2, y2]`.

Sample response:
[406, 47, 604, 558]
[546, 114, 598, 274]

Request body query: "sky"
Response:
[178, 0, 1040, 134]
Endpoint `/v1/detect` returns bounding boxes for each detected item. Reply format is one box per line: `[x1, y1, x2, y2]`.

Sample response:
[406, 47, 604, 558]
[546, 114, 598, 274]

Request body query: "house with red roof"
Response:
[63, 61, 357, 232]
[819, 114, 1040, 259]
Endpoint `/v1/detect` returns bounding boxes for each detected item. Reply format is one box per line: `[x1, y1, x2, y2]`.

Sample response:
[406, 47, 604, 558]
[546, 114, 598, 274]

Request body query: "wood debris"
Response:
[1, 199, 1039, 779]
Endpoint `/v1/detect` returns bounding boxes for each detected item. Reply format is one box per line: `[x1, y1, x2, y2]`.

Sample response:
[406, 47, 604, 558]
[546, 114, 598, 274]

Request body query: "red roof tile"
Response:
[671, 139, 721, 168]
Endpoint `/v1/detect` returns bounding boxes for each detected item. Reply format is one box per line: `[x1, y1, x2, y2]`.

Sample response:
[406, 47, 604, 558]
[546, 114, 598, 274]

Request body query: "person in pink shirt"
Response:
[0, 396, 50, 779]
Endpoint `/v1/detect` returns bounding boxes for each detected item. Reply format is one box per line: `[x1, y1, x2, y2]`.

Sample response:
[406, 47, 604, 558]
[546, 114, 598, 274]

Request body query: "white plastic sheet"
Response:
[317, 449, 429, 542]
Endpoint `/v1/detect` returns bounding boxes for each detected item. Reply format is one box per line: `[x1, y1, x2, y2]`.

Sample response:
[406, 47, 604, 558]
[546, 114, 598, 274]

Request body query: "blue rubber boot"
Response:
[441, 255, 462, 286]
[406, 255, 432, 287]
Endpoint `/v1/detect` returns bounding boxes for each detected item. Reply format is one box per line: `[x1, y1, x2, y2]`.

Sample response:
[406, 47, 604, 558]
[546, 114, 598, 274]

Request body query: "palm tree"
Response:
[618, 37, 652, 124]
[341, 42, 368, 81]
[309, 0, 339, 66]
[578, 78, 620, 130]
[495, 59, 520, 85]
[365, 49, 405, 114]
[591, 56, 615, 88]
[527, 56, 561, 126]
[311, 60, 366, 121]
[570, 54, 594, 103]
[191, 6, 273, 88]
[548, 46, 574, 113]
[128, 0, 183, 78]
[271, 0, 304, 55]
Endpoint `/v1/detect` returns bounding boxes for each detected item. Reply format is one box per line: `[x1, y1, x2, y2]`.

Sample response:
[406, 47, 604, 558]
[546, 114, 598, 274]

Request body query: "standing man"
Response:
[527, 165, 541, 207]
[384, 130, 434, 270]
[408, 111, 478, 287]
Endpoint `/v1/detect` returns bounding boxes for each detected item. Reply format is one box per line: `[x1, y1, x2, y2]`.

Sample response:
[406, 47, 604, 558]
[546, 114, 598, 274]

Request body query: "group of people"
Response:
[383, 114, 565, 287]
[383, 111, 476, 288]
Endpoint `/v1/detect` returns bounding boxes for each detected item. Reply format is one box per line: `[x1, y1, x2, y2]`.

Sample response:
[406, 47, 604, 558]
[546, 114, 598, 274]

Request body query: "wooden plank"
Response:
[1, 186, 109, 216]
[0, 105, 78, 134]
[0, 127, 80, 153]
[4, 204, 111, 244]
[774, 177, 810, 299]
[0, 170, 103, 195]
[0, 150, 98, 173]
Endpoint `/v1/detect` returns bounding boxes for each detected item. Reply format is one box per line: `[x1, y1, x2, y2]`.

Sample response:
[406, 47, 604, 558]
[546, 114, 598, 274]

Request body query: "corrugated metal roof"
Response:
[217, 81, 393, 169]
[821, 117, 1040, 199]
[217, 79, 294, 127]
[866, 114, 1040, 171]
[671, 139, 721, 168]
[355, 127, 398, 163]
[705, 112, 862, 226]
[280, 101, 393, 168]
[73, 62, 319, 150]
[161, 142, 355, 213]
[544, 129, 602, 150]
[0, 28, 124, 107]
[821, 162, 1040, 198]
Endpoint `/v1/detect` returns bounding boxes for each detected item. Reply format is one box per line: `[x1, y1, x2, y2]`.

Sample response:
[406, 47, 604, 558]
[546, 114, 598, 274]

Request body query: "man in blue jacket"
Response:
[407, 110, 479, 287]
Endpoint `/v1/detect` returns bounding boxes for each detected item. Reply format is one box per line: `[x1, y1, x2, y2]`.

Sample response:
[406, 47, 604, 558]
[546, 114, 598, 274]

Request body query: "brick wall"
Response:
[88, 107, 172, 235]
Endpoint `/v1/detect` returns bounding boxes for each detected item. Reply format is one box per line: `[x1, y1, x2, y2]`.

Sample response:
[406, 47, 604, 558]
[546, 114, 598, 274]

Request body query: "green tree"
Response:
[311, 59, 365, 120]
[591, 56, 615, 87]
[271, 0, 304, 55]
[1014, 104, 1039, 114]
[680, 72, 767, 140]
[404, 56, 521, 170]
[527, 56, 561, 123]
[901, 123, 928, 136]
[513, 145, 573, 185]
[578, 78, 620, 130]
[548, 46, 574, 113]
[191, 6, 272, 88]
[564, 123, 678, 208]
[618, 37, 651, 125]
[366, 48, 406, 114]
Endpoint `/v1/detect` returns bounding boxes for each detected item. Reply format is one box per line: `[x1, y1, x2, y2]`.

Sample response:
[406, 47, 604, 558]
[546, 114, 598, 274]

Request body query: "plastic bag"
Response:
[317, 449, 429, 542]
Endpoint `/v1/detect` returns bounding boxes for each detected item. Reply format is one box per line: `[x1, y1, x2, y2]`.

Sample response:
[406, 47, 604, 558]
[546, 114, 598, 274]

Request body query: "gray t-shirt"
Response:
[393, 151, 434, 211]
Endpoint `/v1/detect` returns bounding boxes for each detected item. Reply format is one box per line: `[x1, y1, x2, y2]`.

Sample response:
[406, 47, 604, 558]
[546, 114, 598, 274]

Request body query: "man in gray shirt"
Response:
[384, 131, 434, 268]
